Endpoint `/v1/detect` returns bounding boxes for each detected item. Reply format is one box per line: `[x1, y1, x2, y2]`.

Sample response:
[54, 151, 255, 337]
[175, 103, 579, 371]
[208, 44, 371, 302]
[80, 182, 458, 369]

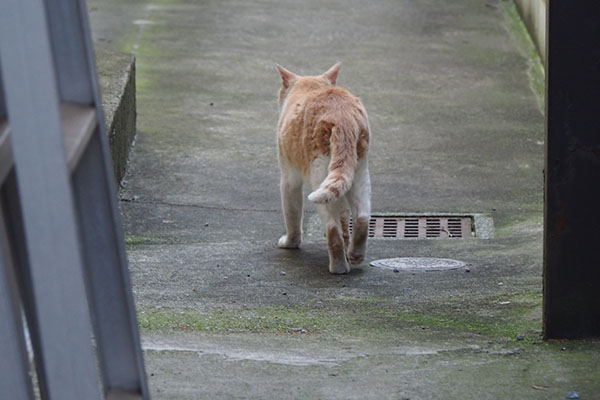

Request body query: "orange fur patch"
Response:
[352, 216, 369, 248]
[327, 226, 345, 259]
[340, 215, 350, 248]
[277, 75, 370, 180]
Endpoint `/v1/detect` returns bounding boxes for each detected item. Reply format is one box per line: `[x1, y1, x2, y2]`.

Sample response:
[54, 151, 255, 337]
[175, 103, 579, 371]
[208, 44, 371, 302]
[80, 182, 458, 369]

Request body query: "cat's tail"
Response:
[308, 122, 357, 204]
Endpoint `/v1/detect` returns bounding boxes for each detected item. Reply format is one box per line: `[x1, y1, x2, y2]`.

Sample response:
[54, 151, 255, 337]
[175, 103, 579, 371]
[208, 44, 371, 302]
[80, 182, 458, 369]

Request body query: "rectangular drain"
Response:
[349, 215, 474, 239]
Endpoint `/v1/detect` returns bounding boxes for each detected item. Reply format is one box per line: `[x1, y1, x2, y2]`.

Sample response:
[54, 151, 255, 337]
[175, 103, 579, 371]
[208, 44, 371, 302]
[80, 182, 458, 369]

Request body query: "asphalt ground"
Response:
[88, 0, 600, 398]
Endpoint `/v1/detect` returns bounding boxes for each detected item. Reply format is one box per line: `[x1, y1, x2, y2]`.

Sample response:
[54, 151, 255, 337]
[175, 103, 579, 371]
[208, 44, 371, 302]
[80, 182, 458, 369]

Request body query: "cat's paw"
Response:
[347, 251, 365, 265]
[347, 242, 366, 265]
[329, 260, 350, 274]
[278, 235, 300, 249]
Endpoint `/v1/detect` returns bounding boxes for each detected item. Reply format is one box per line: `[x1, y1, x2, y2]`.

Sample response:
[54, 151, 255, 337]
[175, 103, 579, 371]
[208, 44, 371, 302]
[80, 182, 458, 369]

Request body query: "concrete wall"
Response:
[95, 48, 136, 186]
[514, 0, 546, 65]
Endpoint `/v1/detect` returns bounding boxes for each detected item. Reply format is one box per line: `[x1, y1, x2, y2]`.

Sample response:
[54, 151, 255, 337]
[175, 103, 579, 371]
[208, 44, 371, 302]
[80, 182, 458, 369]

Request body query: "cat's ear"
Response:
[276, 64, 297, 88]
[323, 62, 341, 86]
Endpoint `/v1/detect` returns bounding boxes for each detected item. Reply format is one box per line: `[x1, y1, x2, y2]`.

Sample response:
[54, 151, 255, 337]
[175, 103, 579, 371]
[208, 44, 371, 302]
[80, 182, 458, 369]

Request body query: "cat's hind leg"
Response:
[310, 156, 350, 274]
[278, 161, 304, 249]
[340, 202, 351, 249]
[315, 202, 351, 274]
[346, 159, 371, 264]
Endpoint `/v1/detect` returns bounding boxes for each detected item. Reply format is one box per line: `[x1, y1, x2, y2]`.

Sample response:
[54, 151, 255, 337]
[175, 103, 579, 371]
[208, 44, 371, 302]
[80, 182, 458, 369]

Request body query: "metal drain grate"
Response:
[349, 215, 473, 239]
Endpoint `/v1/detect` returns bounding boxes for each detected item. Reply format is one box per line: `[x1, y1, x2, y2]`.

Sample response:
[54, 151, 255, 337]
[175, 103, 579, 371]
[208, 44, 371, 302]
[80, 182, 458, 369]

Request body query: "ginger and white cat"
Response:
[276, 63, 371, 274]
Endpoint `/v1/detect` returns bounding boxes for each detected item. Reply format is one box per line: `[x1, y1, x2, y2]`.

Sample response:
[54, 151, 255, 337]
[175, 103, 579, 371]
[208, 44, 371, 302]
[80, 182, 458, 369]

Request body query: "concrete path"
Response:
[89, 0, 599, 398]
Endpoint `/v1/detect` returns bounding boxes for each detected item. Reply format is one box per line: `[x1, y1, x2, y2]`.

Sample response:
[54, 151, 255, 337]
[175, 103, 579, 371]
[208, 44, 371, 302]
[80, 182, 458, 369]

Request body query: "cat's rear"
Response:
[276, 63, 371, 274]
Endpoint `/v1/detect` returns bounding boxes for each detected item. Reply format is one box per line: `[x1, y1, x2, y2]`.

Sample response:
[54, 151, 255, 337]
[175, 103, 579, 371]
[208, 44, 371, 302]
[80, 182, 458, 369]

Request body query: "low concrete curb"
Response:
[514, 0, 546, 64]
[95, 47, 136, 185]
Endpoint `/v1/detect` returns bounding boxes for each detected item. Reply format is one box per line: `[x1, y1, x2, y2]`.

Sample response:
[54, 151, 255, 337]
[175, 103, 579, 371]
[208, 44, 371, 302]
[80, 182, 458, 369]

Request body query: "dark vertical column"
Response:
[544, 0, 600, 339]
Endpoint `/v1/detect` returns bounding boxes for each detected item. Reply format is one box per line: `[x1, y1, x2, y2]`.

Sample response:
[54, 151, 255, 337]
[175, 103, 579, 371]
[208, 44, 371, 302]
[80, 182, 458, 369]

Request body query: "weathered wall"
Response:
[95, 48, 136, 186]
[514, 0, 546, 64]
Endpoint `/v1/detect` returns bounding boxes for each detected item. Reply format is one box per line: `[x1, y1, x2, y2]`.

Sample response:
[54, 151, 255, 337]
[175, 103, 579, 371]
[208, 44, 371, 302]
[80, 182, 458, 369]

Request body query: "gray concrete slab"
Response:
[88, 0, 599, 398]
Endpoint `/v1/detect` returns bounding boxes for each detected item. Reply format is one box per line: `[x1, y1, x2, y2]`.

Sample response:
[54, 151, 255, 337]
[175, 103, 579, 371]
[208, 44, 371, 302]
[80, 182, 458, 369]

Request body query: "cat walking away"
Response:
[276, 63, 371, 274]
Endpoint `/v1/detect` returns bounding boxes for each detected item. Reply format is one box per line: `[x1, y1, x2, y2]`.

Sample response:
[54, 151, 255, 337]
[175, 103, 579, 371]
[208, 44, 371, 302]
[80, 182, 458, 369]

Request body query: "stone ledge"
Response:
[514, 0, 546, 65]
[95, 46, 136, 185]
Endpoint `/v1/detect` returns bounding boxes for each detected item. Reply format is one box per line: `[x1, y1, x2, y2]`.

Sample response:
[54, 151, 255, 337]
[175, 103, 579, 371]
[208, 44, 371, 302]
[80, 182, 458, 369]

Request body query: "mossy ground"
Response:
[125, 235, 165, 245]
[138, 290, 542, 344]
[502, 1, 545, 114]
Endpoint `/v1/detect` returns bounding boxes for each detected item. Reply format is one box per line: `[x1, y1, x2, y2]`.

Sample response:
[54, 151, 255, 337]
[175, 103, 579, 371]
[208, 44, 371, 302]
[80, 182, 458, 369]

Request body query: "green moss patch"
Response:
[138, 306, 342, 334]
[503, 1, 545, 113]
[125, 235, 162, 245]
[137, 290, 542, 342]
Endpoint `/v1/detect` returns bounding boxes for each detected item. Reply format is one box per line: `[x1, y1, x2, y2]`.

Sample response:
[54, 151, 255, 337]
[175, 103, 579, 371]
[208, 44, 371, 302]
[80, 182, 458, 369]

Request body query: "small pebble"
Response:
[517, 334, 525, 341]
[465, 267, 471, 273]
[282, 292, 287, 296]
[566, 391, 580, 399]
[204, 223, 209, 227]
[561, 347, 567, 351]
[289, 327, 307, 334]
[393, 268, 400, 273]
[280, 271, 286, 276]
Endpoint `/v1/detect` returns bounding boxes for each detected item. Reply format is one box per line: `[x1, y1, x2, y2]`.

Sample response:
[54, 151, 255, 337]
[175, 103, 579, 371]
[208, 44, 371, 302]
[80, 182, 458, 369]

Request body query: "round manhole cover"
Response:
[370, 257, 466, 272]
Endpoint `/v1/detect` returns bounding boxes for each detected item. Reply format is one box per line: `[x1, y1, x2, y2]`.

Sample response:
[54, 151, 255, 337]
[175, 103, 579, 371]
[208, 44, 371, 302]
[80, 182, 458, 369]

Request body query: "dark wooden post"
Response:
[544, 0, 600, 339]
